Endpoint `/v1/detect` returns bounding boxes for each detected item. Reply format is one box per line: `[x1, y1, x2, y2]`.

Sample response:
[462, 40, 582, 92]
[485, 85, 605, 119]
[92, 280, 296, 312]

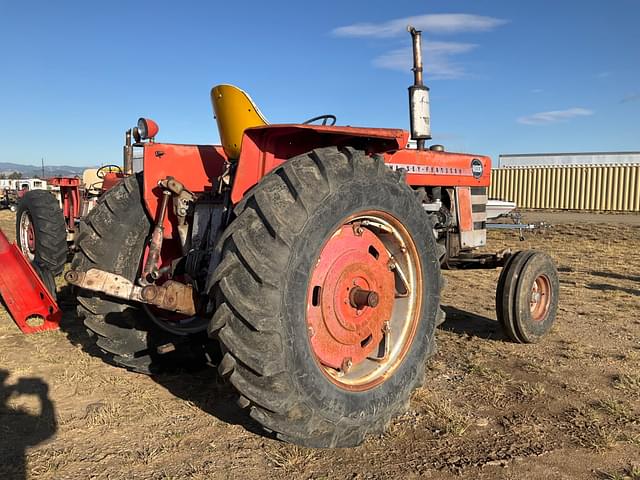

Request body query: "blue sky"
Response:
[0, 0, 638, 167]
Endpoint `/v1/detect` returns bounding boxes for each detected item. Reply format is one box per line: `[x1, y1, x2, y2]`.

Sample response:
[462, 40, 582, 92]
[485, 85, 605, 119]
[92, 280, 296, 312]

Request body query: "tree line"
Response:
[0, 172, 24, 179]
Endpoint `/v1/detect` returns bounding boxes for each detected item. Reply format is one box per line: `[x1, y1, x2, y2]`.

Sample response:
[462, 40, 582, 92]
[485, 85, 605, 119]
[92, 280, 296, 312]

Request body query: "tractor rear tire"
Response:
[16, 190, 67, 275]
[72, 174, 210, 374]
[209, 146, 441, 447]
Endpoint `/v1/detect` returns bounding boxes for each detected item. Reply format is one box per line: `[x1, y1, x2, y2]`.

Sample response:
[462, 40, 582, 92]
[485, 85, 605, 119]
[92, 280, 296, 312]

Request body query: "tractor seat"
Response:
[211, 84, 268, 160]
[82, 168, 103, 194]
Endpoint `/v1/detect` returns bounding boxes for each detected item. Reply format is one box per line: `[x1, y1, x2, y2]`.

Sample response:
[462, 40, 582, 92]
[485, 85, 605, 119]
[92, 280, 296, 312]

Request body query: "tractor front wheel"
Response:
[210, 147, 441, 447]
[496, 250, 559, 343]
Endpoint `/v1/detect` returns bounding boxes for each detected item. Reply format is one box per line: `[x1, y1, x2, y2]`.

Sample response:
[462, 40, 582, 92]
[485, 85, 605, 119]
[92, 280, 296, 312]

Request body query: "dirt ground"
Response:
[1, 209, 639, 480]
[520, 210, 640, 226]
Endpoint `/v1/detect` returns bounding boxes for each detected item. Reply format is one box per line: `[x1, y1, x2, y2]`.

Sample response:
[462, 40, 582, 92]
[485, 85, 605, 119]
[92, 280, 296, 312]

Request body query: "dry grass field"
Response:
[1, 208, 639, 479]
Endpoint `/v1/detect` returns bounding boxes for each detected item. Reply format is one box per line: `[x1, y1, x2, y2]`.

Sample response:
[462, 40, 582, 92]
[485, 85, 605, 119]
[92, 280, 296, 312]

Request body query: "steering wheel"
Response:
[302, 114, 337, 126]
[97, 164, 123, 179]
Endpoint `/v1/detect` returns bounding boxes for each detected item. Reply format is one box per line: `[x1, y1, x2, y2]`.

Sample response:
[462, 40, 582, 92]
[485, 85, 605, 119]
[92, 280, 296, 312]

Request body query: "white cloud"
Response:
[373, 41, 477, 79]
[332, 14, 508, 38]
[531, 89, 544, 94]
[517, 108, 594, 125]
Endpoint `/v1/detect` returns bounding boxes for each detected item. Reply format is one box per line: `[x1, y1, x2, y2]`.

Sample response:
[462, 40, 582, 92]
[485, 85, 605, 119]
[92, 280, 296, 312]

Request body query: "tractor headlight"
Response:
[137, 118, 159, 140]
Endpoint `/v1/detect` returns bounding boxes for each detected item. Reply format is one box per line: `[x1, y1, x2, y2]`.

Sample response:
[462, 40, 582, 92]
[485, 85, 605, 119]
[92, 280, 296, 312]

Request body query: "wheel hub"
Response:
[307, 225, 395, 369]
[349, 287, 379, 309]
[27, 222, 35, 252]
[530, 274, 551, 322]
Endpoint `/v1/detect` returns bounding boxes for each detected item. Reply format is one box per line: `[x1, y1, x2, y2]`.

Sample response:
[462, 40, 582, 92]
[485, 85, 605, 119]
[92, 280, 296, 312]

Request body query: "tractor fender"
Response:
[231, 124, 409, 204]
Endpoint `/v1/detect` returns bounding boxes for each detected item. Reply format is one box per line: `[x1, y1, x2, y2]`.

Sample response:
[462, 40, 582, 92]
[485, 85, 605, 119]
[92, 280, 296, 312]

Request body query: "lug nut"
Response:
[341, 357, 353, 373]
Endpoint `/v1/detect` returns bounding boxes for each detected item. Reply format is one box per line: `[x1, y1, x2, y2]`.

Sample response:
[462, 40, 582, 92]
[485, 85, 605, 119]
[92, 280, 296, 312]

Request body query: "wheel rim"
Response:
[306, 211, 422, 391]
[19, 211, 36, 261]
[530, 274, 551, 322]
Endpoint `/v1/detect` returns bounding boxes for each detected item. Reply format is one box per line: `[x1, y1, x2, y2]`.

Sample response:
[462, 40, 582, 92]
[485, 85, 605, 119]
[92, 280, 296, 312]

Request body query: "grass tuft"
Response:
[596, 464, 640, 480]
[264, 444, 318, 473]
[613, 374, 640, 395]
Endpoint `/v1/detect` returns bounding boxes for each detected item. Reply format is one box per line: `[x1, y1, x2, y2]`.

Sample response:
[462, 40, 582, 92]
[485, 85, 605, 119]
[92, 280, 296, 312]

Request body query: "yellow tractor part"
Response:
[211, 84, 268, 160]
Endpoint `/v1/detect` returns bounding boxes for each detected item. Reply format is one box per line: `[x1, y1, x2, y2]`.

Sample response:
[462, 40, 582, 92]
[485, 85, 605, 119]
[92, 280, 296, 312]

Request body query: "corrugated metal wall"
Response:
[489, 165, 640, 212]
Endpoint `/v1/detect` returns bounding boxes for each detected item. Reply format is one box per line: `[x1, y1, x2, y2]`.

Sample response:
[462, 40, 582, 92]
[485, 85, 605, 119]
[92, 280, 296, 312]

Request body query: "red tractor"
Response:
[15, 168, 124, 275]
[4, 27, 559, 447]
[0, 187, 18, 212]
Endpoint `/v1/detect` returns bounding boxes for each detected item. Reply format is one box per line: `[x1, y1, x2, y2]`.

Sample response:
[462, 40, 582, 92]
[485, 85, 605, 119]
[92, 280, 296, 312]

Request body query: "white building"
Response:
[499, 151, 640, 168]
[0, 178, 48, 191]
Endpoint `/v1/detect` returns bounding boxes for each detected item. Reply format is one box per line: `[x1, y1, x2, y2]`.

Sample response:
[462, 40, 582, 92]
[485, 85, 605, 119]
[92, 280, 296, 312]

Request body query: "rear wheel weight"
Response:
[211, 146, 441, 447]
[306, 212, 422, 391]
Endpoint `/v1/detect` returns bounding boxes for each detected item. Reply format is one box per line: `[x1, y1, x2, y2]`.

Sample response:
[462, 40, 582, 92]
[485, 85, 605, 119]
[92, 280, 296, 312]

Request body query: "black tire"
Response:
[513, 252, 559, 343]
[31, 262, 57, 301]
[16, 190, 67, 275]
[209, 146, 441, 447]
[496, 251, 532, 343]
[496, 250, 559, 343]
[72, 174, 210, 374]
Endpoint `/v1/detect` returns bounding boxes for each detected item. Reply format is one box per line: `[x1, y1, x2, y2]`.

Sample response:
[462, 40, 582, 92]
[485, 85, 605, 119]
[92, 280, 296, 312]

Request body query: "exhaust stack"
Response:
[408, 26, 431, 150]
[123, 128, 133, 176]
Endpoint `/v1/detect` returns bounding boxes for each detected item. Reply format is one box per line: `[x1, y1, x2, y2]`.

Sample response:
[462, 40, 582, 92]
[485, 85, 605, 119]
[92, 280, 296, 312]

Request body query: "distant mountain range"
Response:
[0, 162, 92, 178]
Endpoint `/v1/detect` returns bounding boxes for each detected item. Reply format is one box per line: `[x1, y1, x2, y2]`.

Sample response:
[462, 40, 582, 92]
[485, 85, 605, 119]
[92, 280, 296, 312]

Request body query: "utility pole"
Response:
[41, 158, 45, 178]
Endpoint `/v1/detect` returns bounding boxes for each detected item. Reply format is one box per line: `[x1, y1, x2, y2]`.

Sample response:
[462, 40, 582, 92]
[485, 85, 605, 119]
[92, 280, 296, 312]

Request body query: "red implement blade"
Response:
[0, 228, 61, 333]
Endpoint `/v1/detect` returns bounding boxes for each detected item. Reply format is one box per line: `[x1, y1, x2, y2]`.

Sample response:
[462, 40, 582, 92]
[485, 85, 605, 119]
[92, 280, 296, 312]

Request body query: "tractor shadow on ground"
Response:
[0, 369, 57, 480]
[152, 368, 271, 439]
[439, 305, 507, 341]
[55, 285, 106, 361]
[55, 285, 269, 440]
[585, 282, 640, 296]
[588, 270, 640, 283]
